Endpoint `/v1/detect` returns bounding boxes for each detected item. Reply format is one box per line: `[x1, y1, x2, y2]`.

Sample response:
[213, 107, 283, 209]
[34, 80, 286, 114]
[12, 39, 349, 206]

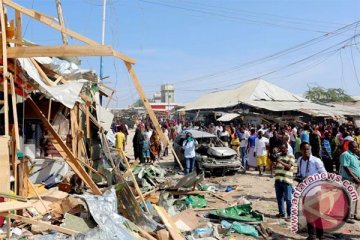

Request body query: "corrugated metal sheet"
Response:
[182, 79, 360, 117]
[216, 113, 240, 122]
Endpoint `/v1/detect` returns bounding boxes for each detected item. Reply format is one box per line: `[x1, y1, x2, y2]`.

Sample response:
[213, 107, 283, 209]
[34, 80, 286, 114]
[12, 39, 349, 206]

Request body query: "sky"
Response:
[8, 0, 360, 108]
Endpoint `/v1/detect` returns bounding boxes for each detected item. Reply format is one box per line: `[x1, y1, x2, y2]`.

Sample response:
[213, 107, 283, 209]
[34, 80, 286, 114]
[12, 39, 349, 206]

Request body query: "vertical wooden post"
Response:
[9, 74, 20, 150]
[124, 62, 183, 170]
[0, 0, 9, 136]
[54, 0, 68, 45]
[15, 9, 21, 42]
[47, 99, 52, 121]
[70, 104, 78, 157]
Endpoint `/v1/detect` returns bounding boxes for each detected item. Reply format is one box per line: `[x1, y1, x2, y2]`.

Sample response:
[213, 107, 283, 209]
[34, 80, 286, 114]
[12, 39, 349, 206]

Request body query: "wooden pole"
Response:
[9, 74, 20, 150]
[47, 99, 52, 121]
[14, 9, 21, 42]
[54, 0, 68, 45]
[0, 213, 79, 235]
[0, 0, 9, 136]
[27, 179, 48, 212]
[124, 62, 183, 171]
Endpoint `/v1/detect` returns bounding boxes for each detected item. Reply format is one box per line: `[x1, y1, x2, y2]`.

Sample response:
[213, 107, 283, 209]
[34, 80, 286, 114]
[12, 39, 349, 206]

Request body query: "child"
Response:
[143, 137, 151, 163]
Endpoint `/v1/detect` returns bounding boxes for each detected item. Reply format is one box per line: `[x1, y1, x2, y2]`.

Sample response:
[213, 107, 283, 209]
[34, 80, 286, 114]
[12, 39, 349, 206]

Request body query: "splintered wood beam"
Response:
[9, 74, 20, 150]
[26, 97, 102, 195]
[3, 0, 135, 64]
[7, 45, 115, 58]
[0, 213, 79, 235]
[15, 10, 21, 42]
[124, 62, 184, 170]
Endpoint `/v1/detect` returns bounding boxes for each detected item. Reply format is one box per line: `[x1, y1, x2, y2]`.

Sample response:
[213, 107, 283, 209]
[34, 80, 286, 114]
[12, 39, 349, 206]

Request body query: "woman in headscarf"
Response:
[133, 124, 145, 163]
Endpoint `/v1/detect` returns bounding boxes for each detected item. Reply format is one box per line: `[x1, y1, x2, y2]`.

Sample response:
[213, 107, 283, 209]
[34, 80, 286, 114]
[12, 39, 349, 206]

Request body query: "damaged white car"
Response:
[173, 130, 242, 175]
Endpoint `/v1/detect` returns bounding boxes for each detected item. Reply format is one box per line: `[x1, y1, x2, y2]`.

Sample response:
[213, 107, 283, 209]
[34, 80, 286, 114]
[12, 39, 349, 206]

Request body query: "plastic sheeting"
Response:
[18, 58, 86, 109]
[80, 188, 136, 240]
[185, 195, 207, 208]
[208, 204, 263, 222]
[34, 57, 97, 82]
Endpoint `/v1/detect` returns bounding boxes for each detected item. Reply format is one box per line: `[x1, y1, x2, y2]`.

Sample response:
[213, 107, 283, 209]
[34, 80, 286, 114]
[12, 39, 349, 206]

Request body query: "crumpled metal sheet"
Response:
[34, 57, 97, 82]
[18, 58, 86, 109]
[79, 188, 136, 240]
[172, 171, 204, 189]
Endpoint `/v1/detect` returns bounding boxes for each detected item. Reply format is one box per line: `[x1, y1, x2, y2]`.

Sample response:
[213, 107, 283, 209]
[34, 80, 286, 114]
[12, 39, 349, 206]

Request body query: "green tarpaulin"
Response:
[185, 195, 207, 208]
[209, 204, 263, 222]
[230, 221, 259, 237]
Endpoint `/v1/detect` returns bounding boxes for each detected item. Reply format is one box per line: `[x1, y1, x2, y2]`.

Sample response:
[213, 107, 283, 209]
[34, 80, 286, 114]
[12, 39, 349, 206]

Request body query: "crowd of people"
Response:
[112, 118, 360, 239]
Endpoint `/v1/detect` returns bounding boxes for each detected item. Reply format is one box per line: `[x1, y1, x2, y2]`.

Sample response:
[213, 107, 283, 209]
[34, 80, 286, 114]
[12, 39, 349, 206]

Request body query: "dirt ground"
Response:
[124, 129, 360, 240]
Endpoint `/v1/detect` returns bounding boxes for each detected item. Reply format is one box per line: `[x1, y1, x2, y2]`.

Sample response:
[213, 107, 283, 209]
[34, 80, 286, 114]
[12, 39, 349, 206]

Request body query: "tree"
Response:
[305, 86, 353, 103]
[132, 98, 144, 107]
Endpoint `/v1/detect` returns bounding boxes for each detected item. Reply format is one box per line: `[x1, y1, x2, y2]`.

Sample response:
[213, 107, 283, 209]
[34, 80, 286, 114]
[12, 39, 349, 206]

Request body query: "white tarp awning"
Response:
[18, 58, 86, 109]
[217, 113, 240, 122]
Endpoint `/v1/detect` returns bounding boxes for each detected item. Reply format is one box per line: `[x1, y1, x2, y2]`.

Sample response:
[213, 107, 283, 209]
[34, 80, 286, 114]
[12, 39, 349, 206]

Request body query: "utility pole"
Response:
[99, 0, 107, 105]
[55, 0, 68, 45]
[100, 0, 106, 79]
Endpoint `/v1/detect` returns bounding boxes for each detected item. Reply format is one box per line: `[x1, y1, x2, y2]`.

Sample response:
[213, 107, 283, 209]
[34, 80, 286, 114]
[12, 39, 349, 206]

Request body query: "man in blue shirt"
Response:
[300, 125, 310, 143]
[340, 141, 360, 222]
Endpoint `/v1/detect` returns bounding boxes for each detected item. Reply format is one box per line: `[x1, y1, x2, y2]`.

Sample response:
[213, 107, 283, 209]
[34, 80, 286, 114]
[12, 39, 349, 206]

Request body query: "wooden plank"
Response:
[70, 105, 78, 157]
[47, 99, 52, 121]
[0, 0, 9, 136]
[0, 136, 10, 193]
[0, 213, 79, 235]
[26, 97, 102, 195]
[0, 192, 27, 202]
[27, 179, 48, 212]
[0, 201, 32, 212]
[7, 45, 115, 58]
[124, 62, 183, 170]
[30, 58, 55, 86]
[154, 205, 185, 240]
[117, 147, 150, 213]
[14, 9, 21, 42]
[3, 0, 135, 64]
[55, 0, 68, 45]
[11, 127, 17, 194]
[85, 104, 90, 139]
[9, 74, 20, 150]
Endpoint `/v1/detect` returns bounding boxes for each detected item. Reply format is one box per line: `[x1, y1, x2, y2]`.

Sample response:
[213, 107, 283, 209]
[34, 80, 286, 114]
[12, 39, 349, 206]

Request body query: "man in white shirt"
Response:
[238, 127, 250, 169]
[296, 142, 326, 240]
[255, 131, 269, 176]
[183, 132, 198, 175]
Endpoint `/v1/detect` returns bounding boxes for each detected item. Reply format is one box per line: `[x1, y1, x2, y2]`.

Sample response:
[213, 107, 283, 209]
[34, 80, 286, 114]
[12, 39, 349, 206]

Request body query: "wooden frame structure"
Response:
[0, 1, 183, 237]
[1, 0, 183, 171]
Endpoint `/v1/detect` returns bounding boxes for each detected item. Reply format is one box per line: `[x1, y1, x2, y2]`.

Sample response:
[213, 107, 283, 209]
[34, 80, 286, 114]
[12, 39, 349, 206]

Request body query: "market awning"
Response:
[216, 113, 240, 122]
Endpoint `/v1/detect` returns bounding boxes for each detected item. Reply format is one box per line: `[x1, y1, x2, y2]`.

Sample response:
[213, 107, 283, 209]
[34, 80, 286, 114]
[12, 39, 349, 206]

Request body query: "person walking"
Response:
[183, 132, 198, 175]
[273, 143, 295, 220]
[238, 127, 250, 169]
[115, 125, 126, 152]
[133, 124, 145, 163]
[255, 131, 269, 176]
[247, 128, 257, 169]
[296, 142, 327, 240]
